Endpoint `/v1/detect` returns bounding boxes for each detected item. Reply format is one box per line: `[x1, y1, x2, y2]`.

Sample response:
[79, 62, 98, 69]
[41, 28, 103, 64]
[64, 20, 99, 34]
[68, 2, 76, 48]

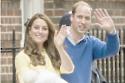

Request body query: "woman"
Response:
[15, 13, 74, 83]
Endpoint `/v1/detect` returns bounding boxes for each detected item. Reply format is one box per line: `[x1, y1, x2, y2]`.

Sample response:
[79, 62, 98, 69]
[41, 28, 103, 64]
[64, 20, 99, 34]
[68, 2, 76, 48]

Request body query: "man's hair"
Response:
[72, 1, 92, 15]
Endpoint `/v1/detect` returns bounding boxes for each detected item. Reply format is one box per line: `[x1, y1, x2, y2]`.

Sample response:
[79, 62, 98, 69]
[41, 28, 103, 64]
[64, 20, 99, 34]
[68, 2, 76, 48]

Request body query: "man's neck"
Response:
[69, 28, 85, 43]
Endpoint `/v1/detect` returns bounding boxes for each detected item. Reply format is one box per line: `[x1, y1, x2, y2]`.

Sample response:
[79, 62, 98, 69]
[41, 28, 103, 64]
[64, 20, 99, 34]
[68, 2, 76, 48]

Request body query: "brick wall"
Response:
[1, 0, 21, 83]
[1, 0, 125, 83]
[45, 0, 125, 26]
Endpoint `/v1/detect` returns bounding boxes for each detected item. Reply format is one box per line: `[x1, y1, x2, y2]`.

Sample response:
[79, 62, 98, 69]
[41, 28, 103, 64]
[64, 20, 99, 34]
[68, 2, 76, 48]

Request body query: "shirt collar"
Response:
[66, 27, 90, 46]
[67, 34, 88, 46]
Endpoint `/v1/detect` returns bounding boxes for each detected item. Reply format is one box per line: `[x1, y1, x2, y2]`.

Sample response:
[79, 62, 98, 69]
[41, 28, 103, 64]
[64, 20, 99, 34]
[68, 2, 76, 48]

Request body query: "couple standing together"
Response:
[15, 1, 120, 83]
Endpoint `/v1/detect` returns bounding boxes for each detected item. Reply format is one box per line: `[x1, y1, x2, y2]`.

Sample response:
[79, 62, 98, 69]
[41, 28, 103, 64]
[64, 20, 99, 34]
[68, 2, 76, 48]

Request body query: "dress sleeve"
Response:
[15, 51, 37, 83]
[15, 52, 30, 74]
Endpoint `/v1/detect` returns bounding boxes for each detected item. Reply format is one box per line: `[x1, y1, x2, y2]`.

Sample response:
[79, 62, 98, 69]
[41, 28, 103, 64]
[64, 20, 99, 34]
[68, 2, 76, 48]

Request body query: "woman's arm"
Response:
[54, 26, 74, 74]
[57, 46, 74, 74]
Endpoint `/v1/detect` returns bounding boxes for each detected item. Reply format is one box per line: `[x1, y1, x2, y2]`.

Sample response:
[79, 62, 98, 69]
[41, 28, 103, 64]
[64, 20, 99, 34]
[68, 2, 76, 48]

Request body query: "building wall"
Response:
[1, 0, 21, 83]
[1, 0, 125, 83]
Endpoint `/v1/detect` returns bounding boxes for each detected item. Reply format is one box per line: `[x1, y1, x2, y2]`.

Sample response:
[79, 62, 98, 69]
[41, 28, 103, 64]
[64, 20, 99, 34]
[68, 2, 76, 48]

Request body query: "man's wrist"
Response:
[108, 28, 117, 35]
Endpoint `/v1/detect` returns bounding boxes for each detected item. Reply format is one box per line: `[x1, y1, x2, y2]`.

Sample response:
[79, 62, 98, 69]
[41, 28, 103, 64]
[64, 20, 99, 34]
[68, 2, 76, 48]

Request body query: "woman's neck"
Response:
[37, 44, 44, 51]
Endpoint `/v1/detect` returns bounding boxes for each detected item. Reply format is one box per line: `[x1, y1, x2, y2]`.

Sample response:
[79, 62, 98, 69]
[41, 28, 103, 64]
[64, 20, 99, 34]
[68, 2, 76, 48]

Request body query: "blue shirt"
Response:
[61, 34, 119, 83]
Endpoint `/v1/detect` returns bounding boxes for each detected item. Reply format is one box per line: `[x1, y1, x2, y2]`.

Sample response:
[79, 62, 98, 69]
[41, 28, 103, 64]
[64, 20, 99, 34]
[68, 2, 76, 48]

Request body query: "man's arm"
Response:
[92, 9, 120, 59]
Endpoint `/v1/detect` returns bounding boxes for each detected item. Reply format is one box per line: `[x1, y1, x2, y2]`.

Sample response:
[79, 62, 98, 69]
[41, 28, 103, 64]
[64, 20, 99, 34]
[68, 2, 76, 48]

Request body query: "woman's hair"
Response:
[72, 1, 92, 15]
[24, 13, 61, 69]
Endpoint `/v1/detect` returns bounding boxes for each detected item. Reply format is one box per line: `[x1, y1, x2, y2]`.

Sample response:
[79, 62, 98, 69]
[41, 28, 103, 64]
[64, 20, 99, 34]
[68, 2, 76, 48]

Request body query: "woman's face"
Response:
[29, 18, 49, 45]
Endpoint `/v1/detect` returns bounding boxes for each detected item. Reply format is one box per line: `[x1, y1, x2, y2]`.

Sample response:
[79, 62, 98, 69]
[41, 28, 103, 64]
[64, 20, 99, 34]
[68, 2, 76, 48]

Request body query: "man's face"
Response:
[71, 5, 92, 34]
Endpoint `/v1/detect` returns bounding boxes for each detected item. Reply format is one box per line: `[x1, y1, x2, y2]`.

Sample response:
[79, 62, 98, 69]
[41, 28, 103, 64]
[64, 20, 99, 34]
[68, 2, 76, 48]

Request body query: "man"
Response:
[59, 12, 107, 83]
[61, 1, 120, 83]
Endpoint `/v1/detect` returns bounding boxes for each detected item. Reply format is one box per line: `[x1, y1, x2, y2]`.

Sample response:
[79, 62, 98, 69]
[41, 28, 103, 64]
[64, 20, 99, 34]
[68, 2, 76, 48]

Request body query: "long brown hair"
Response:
[24, 13, 61, 69]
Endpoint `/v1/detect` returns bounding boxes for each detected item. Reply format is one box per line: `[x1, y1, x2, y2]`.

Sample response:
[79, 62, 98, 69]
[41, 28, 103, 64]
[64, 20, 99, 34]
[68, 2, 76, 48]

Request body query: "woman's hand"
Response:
[54, 25, 68, 48]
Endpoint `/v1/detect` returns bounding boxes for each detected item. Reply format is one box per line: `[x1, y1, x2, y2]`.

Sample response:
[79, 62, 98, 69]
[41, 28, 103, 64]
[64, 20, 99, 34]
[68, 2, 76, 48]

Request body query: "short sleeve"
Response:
[15, 51, 30, 74]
